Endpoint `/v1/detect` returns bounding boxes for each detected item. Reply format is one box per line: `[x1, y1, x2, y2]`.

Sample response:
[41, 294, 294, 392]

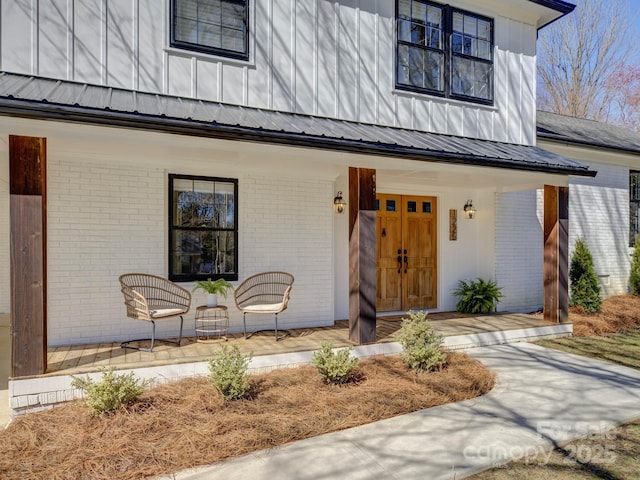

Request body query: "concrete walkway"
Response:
[157, 342, 640, 480]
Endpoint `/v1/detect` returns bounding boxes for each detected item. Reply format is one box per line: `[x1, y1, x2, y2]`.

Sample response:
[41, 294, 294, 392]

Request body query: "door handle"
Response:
[397, 255, 402, 274]
[404, 255, 408, 273]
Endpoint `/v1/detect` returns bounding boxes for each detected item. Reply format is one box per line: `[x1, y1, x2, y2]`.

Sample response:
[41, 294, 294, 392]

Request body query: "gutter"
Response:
[529, 0, 576, 30]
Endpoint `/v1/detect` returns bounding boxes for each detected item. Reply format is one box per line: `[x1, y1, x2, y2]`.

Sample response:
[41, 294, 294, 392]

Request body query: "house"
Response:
[536, 111, 640, 297]
[0, 0, 595, 379]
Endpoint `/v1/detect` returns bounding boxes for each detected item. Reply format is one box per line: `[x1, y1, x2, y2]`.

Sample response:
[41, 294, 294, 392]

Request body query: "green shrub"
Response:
[397, 311, 447, 372]
[71, 367, 149, 416]
[208, 344, 252, 401]
[570, 237, 601, 313]
[630, 235, 640, 295]
[452, 278, 503, 314]
[311, 342, 359, 385]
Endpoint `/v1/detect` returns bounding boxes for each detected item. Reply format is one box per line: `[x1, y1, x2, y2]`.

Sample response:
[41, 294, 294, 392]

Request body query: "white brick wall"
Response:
[495, 162, 631, 314]
[47, 159, 167, 345]
[46, 155, 335, 346]
[495, 190, 544, 312]
[0, 189, 9, 313]
[240, 175, 334, 331]
[569, 162, 630, 298]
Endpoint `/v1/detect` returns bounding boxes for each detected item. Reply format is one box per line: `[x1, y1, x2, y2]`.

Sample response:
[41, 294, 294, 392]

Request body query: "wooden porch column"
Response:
[543, 185, 569, 324]
[348, 167, 377, 344]
[10, 135, 48, 376]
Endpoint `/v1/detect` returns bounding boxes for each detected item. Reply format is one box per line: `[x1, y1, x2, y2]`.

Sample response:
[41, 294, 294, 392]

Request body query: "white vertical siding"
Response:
[0, 0, 539, 145]
[73, 0, 103, 84]
[1, 0, 35, 74]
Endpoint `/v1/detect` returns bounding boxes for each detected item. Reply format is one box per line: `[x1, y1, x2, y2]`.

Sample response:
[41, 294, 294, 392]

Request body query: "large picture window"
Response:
[630, 171, 640, 246]
[171, 0, 249, 60]
[396, 0, 494, 104]
[169, 174, 238, 282]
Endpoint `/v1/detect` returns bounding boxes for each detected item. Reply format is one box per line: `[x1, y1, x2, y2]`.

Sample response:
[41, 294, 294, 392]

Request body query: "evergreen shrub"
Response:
[569, 237, 601, 313]
[208, 344, 252, 401]
[397, 311, 447, 372]
[311, 342, 359, 385]
[71, 367, 150, 416]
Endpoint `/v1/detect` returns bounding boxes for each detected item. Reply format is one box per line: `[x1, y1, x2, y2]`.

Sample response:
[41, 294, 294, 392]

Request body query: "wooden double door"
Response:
[376, 194, 437, 311]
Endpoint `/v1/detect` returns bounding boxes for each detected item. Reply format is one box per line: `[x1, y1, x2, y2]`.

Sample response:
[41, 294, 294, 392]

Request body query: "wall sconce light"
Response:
[334, 191, 346, 214]
[463, 200, 476, 219]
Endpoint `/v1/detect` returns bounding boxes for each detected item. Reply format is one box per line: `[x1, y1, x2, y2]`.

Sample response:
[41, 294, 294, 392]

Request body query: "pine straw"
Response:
[570, 294, 640, 336]
[0, 352, 494, 480]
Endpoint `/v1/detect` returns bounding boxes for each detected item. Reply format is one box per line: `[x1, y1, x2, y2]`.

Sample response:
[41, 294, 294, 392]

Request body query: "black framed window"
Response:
[171, 0, 249, 60]
[630, 171, 640, 246]
[396, 0, 494, 104]
[169, 174, 238, 282]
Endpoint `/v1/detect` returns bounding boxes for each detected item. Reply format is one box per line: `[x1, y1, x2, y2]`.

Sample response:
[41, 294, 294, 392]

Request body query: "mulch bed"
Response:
[570, 294, 640, 336]
[0, 351, 494, 480]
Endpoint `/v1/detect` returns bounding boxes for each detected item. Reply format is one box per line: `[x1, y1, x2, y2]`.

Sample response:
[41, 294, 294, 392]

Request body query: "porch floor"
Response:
[46, 312, 561, 376]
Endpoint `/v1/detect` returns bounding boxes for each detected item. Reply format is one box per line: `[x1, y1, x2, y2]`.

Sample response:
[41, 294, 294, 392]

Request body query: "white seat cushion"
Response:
[149, 307, 186, 318]
[241, 302, 284, 313]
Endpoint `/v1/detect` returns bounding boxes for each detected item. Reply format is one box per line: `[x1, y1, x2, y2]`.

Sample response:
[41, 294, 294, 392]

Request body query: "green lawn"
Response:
[537, 330, 640, 370]
[470, 330, 640, 480]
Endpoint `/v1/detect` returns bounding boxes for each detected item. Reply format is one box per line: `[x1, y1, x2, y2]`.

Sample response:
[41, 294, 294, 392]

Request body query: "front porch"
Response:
[46, 313, 568, 376]
[6, 312, 571, 418]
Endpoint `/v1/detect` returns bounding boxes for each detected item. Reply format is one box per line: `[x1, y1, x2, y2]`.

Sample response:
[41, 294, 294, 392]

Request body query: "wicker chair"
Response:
[119, 273, 191, 352]
[234, 272, 294, 341]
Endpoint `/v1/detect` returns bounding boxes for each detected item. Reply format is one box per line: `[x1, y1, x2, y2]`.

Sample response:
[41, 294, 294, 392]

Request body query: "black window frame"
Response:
[170, 0, 249, 61]
[168, 174, 239, 283]
[395, 0, 494, 105]
[630, 170, 640, 246]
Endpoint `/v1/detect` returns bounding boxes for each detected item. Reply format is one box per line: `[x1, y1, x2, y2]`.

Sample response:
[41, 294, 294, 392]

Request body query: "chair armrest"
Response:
[121, 286, 153, 321]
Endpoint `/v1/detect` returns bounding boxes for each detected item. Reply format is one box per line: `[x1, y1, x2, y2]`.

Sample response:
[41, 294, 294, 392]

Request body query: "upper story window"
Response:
[630, 171, 640, 246]
[396, 0, 494, 104]
[169, 174, 238, 282]
[171, 0, 249, 60]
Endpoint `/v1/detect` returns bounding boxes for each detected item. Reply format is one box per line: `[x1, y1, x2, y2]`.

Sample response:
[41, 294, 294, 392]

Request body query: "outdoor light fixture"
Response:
[463, 200, 476, 219]
[334, 191, 346, 214]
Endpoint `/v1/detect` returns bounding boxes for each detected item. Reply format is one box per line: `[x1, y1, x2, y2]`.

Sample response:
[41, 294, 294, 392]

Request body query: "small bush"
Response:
[311, 342, 359, 385]
[397, 311, 447, 372]
[570, 237, 601, 313]
[71, 367, 149, 416]
[208, 344, 252, 401]
[630, 235, 640, 295]
[452, 278, 503, 314]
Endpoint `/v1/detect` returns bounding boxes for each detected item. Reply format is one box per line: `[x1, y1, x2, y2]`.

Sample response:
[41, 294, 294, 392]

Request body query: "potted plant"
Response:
[193, 278, 234, 307]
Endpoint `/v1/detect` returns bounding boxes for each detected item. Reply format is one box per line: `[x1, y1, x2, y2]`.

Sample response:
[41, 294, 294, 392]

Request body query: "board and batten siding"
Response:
[1, 0, 537, 145]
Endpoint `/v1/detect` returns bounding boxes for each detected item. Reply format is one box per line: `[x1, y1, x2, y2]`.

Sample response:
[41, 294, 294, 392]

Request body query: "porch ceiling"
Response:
[0, 71, 595, 178]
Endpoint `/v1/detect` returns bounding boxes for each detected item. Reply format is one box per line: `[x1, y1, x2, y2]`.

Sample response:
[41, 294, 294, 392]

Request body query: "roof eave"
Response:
[537, 132, 640, 158]
[529, 0, 576, 30]
[0, 98, 596, 178]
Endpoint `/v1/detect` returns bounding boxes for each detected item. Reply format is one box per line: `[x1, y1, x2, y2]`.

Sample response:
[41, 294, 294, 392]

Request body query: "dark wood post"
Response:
[543, 185, 569, 323]
[10, 135, 48, 376]
[348, 167, 377, 344]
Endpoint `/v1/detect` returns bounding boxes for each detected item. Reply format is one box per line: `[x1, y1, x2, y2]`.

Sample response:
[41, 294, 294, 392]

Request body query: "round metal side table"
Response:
[194, 305, 229, 342]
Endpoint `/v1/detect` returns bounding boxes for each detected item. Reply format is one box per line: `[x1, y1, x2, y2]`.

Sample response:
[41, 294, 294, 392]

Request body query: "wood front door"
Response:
[376, 194, 437, 311]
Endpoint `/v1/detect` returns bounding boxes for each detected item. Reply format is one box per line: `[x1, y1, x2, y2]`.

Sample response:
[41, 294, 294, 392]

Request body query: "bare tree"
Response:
[537, 0, 636, 121]
[607, 65, 640, 131]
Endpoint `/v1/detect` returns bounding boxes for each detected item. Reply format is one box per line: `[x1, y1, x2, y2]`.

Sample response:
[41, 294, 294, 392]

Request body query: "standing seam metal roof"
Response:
[0, 72, 595, 177]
